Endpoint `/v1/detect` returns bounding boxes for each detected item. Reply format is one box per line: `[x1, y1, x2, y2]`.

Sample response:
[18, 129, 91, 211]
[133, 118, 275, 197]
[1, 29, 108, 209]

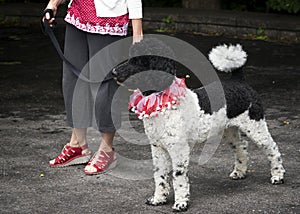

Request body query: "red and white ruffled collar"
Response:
[128, 77, 187, 119]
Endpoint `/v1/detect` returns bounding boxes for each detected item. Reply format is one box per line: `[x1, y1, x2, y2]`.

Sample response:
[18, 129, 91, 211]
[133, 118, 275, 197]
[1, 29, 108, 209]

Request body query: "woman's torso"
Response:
[65, 0, 130, 35]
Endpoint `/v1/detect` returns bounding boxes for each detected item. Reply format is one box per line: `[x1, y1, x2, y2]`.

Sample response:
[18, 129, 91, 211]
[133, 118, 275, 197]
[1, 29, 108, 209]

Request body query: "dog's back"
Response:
[194, 76, 264, 122]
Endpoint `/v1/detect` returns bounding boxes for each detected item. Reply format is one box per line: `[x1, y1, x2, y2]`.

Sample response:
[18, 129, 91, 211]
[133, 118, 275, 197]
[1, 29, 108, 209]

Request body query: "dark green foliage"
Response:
[222, 0, 299, 14]
[267, 0, 300, 13]
[221, 0, 267, 12]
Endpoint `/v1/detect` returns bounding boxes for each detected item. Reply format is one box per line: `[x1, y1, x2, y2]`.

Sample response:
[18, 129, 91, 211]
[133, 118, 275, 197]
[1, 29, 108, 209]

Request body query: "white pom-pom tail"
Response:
[208, 44, 247, 72]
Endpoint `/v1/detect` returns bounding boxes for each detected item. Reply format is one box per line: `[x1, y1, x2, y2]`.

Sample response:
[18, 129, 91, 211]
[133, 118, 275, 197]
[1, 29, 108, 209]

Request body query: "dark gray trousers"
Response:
[63, 24, 122, 132]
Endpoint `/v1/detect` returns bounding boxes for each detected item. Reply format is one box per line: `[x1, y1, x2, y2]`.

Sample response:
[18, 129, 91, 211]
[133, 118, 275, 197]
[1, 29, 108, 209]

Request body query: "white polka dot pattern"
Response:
[65, 0, 130, 35]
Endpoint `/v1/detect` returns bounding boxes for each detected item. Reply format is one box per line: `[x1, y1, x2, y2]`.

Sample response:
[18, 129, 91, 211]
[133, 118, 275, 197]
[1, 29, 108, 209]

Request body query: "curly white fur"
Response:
[144, 89, 285, 212]
[208, 44, 247, 72]
[114, 40, 285, 212]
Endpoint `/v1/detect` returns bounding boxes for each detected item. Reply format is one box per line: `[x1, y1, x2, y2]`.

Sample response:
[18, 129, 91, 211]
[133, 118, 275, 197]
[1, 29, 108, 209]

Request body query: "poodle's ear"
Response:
[124, 56, 176, 93]
[123, 38, 177, 92]
[129, 56, 150, 68]
[148, 56, 176, 76]
[129, 55, 177, 77]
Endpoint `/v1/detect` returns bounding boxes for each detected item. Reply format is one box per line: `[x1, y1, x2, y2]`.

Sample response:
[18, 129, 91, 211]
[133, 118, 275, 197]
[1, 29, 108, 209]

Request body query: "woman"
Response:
[42, 0, 143, 175]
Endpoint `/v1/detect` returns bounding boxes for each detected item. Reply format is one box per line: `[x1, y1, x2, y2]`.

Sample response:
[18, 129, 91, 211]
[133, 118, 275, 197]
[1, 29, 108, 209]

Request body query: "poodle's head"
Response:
[112, 38, 176, 93]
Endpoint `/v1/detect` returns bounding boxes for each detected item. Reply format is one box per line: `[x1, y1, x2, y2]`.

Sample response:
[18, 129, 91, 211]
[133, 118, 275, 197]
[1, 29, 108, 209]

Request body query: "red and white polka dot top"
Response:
[65, 0, 130, 36]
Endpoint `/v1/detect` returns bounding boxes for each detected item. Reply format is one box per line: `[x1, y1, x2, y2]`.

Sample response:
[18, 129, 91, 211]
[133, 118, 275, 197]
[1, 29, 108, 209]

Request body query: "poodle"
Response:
[112, 38, 285, 212]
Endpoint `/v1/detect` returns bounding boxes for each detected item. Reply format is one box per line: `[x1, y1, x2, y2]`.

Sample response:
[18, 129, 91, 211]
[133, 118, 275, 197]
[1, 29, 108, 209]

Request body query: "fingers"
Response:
[42, 12, 56, 27]
[132, 35, 143, 44]
[45, 12, 51, 20]
[41, 7, 57, 33]
[48, 18, 56, 27]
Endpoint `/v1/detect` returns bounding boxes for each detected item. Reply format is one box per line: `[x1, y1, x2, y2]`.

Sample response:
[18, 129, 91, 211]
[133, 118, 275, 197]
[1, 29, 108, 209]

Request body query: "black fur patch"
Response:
[113, 55, 176, 92]
[175, 170, 183, 176]
[113, 38, 264, 121]
[159, 182, 165, 188]
[193, 87, 212, 114]
[194, 79, 264, 121]
[112, 38, 177, 92]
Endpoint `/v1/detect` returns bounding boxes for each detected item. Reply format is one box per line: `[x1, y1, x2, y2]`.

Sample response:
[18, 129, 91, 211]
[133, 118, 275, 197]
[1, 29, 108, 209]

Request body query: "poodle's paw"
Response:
[172, 200, 189, 212]
[271, 175, 284, 185]
[271, 166, 285, 184]
[145, 196, 167, 206]
[230, 170, 246, 180]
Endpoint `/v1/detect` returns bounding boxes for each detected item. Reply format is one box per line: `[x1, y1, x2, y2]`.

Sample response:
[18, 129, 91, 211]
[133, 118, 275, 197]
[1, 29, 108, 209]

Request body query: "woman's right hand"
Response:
[42, 4, 58, 27]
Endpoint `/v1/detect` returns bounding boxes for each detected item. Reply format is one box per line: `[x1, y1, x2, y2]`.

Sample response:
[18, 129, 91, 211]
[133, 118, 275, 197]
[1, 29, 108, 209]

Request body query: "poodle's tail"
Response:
[208, 44, 247, 80]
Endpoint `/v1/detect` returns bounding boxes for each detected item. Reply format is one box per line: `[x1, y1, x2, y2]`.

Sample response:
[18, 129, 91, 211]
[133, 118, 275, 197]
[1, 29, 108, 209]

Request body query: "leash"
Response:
[41, 9, 113, 84]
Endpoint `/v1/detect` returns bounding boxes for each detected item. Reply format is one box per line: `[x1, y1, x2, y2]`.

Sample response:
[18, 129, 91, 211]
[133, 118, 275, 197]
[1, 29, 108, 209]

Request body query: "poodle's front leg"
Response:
[168, 141, 190, 212]
[146, 144, 172, 206]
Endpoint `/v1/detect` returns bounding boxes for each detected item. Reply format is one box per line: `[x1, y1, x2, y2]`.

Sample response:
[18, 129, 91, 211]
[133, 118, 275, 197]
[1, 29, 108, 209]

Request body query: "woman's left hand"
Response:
[133, 35, 143, 44]
[131, 18, 143, 44]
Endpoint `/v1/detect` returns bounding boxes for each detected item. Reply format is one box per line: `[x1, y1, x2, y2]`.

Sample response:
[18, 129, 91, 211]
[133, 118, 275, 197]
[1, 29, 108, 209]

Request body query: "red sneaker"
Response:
[84, 150, 117, 175]
[49, 144, 91, 167]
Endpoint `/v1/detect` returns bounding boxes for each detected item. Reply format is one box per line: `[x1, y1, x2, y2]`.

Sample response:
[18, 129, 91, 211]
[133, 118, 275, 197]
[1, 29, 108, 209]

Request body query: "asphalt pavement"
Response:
[0, 21, 299, 214]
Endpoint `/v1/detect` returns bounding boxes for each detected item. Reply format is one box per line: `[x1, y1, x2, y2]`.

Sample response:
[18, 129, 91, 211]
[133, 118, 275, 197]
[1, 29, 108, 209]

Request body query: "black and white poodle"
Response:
[112, 38, 285, 212]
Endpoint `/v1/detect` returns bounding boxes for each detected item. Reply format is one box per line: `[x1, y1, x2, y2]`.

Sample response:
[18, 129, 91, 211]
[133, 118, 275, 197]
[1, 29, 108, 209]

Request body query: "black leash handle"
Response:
[41, 9, 111, 84]
[41, 9, 56, 35]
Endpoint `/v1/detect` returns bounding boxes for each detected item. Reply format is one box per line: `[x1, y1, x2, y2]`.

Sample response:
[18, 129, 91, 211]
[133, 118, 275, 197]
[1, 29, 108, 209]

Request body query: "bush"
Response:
[267, 0, 300, 14]
[222, 0, 267, 12]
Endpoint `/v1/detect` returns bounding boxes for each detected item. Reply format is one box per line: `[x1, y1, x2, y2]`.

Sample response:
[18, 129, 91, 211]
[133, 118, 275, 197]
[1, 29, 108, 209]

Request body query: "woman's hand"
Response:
[133, 35, 143, 44]
[131, 18, 143, 44]
[42, 0, 61, 27]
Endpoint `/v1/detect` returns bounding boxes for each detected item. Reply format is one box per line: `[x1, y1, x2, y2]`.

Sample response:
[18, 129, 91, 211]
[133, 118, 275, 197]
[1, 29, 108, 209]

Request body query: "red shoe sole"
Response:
[49, 154, 91, 168]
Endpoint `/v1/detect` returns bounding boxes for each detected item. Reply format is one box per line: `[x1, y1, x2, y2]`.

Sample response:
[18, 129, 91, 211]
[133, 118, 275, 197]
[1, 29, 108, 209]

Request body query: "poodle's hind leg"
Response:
[146, 144, 172, 206]
[238, 119, 285, 184]
[223, 127, 249, 180]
